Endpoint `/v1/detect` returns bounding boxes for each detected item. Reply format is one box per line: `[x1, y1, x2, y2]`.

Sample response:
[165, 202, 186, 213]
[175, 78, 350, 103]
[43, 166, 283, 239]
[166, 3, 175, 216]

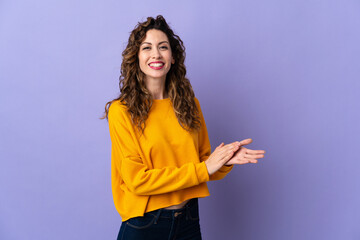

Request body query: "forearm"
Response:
[121, 159, 210, 195]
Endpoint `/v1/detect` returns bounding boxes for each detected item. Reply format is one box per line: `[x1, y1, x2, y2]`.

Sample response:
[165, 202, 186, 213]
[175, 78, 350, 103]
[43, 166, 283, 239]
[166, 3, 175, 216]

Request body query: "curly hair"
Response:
[101, 15, 201, 134]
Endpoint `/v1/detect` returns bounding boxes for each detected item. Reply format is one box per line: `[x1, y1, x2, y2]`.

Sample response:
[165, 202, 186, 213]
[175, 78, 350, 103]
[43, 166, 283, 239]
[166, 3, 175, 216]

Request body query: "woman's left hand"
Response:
[224, 139, 266, 165]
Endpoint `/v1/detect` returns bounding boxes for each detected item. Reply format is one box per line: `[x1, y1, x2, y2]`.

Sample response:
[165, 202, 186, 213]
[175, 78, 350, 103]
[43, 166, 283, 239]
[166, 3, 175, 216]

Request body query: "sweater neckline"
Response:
[153, 98, 170, 103]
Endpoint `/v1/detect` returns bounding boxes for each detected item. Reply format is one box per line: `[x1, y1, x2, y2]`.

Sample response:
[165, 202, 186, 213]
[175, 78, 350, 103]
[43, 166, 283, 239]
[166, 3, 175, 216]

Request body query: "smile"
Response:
[148, 62, 165, 70]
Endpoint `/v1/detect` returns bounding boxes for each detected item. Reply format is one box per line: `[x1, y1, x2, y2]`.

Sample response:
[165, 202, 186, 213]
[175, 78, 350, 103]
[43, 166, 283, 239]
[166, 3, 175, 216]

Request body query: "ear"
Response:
[171, 57, 175, 64]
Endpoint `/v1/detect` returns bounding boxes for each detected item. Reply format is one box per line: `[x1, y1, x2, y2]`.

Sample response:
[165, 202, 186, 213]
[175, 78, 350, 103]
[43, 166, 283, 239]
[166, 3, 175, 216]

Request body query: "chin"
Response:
[147, 73, 168, 80]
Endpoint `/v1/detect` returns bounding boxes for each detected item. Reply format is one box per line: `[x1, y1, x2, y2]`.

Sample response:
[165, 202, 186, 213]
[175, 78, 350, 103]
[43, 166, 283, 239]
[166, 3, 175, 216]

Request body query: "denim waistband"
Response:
[147, 198, 198, 223]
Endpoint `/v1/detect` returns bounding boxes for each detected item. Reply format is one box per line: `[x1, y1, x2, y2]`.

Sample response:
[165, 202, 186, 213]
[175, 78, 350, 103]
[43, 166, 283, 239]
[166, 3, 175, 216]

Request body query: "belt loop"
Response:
[154, 209, 162, 224]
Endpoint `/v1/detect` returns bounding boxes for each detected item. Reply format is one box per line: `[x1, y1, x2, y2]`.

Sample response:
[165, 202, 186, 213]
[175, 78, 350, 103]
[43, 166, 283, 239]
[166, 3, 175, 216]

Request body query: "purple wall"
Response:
[1, 0, 359, 239]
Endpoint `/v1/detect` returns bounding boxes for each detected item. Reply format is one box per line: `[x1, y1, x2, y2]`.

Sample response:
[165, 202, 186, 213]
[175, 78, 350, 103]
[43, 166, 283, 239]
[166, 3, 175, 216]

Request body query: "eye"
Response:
[142, 46, 150, 50]
[160, 46, 168, 50]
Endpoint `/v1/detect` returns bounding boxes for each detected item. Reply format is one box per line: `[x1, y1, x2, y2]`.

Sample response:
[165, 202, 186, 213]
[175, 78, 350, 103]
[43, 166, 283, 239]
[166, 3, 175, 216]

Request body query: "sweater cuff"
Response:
[218, 164, 234, 172]
[195, 161, 210, 183]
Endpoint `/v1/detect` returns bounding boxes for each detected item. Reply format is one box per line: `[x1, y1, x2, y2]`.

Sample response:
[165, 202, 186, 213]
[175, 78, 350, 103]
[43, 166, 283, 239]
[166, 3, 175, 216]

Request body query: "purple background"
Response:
[1, 0, 359, 239]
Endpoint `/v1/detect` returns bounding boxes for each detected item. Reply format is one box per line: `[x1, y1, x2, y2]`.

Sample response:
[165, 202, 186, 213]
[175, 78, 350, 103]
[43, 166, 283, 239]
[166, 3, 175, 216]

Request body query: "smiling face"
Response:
[138, 29, 175, 83]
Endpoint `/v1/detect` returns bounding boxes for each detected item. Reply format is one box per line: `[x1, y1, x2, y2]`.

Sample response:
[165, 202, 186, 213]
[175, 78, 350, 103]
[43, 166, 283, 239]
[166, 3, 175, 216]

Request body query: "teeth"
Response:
[149, 63, 164, 67]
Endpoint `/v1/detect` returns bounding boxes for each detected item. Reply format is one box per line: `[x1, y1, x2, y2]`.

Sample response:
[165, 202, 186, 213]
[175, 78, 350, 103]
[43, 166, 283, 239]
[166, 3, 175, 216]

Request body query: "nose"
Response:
[151, 48, 161, 59]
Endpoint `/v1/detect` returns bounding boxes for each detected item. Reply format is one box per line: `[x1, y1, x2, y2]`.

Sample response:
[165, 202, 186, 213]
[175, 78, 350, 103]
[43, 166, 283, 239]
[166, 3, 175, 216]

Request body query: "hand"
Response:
[225, 138, 266, 165]
[205, 141, 241, 175]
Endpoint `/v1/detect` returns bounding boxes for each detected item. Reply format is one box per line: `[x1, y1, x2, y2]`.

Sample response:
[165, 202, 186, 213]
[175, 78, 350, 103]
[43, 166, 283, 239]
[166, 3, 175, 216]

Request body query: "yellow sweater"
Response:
[108, 97, 233, 221]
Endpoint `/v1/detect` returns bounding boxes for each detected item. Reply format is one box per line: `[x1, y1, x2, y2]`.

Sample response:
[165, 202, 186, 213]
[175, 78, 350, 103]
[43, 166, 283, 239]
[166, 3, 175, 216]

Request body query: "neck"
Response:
[145, 76, 168, 99]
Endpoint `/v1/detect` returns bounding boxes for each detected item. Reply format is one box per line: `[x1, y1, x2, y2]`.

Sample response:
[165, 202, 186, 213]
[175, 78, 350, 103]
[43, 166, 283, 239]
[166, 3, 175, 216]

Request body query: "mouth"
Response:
[148, 61, 165, 70]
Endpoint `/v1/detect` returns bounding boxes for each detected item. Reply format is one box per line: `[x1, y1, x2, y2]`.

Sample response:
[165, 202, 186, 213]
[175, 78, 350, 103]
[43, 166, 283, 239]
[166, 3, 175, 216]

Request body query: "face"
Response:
[138, 29, 175, 83]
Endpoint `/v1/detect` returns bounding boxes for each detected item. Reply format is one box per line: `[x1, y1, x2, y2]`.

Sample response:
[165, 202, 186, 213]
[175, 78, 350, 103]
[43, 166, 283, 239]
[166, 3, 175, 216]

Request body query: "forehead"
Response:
[142, 29, 169, 43]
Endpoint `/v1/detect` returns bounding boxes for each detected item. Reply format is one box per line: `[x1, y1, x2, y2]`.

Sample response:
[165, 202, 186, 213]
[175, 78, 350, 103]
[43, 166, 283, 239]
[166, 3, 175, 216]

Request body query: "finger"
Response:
[215, 143, 225, 152]
[244, 156, 260, 162]
[223, 151, 236, 162]
[217, 143, 241, 160]
[245, 149, 266, 155]
[239, 138, 252, 146]
[238, 157, 258, 164]
[228, 142, 241, 150]
[220, 148, 237, 162]
[231, 141, 241, 147]
[234, 158, 254, 165]
[245, 153, 264, 159]
[218, 143, 238, 154]
[216, 142, 224, 149]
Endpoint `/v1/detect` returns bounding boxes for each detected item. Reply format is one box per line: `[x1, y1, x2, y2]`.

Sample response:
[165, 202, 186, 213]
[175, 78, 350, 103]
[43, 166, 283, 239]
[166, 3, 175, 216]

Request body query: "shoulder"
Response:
[108, 100, 128, 120]
[194, 96, 200, 106]
[194, 97, 202, 110]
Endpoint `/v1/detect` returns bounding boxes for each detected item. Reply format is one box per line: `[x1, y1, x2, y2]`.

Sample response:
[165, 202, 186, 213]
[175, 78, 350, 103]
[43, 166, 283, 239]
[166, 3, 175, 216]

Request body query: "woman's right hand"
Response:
[204, 141, 241, 175]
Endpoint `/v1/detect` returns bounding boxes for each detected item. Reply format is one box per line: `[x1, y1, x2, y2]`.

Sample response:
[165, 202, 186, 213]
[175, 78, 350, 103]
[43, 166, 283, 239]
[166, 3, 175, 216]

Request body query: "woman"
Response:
[102, 15, 266, 240]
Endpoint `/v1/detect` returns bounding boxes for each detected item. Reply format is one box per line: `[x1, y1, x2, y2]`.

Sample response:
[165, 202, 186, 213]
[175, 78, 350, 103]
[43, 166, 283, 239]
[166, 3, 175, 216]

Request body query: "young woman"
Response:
[102, 15, 266, 240]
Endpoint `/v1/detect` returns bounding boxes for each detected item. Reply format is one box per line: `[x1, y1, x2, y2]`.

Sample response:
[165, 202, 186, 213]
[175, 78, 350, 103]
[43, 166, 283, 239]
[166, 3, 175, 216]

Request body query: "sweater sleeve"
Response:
[195, 98, 234, 181]
[108, 102, 210, 196]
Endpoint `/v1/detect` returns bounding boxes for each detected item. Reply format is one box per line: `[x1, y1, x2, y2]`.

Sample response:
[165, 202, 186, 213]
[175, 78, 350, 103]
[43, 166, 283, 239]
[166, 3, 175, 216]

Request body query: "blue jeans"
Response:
[117, 198, 202, 240]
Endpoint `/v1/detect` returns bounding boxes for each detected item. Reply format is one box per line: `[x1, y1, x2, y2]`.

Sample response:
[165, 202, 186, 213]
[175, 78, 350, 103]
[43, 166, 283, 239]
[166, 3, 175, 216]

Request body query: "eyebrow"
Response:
[141, 41, 169, 46]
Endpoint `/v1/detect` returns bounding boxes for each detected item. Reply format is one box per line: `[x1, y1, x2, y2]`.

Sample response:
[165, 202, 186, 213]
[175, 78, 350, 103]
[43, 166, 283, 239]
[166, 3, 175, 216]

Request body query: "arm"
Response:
[108, 102, 210, 196]
[195, 97, 234, 181]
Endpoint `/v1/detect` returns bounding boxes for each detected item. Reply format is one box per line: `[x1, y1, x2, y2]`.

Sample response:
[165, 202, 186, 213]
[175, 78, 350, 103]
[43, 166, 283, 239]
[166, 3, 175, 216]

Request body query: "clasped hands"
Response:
[204, 138, 266, 175]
